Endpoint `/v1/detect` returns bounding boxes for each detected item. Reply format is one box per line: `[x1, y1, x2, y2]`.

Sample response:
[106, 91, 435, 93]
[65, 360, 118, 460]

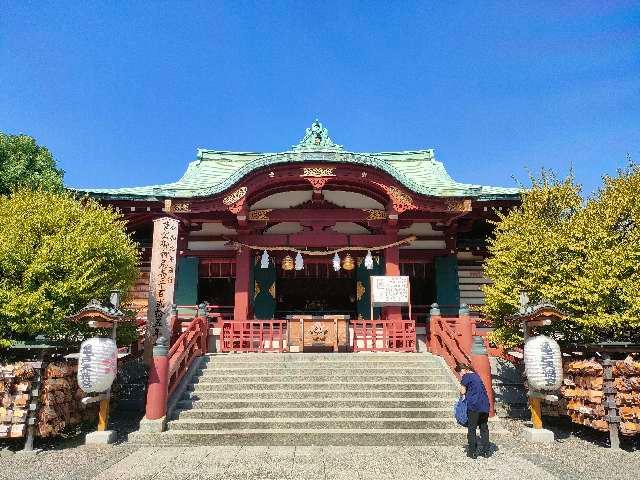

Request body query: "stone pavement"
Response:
[93, 445, 558, 480]
[0, 444, 570, 480]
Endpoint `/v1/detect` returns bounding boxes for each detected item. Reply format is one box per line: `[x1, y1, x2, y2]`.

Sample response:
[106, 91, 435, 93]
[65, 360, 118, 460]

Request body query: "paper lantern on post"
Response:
[524, 335, 563, 391]
[77, 337, 118, 393]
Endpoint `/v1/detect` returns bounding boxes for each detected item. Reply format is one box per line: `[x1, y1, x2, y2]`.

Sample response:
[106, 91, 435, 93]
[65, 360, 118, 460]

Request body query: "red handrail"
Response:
[167, 315, 208, 396]
[430, 315, 473, 379]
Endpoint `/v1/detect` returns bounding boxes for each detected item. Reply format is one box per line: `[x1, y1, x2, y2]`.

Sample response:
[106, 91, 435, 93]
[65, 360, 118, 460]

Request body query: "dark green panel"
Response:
[175, 256, 199, 306]
[251, 258, 277, 320]
[435, 255, 460, 315]
[356, 255, 384, 320]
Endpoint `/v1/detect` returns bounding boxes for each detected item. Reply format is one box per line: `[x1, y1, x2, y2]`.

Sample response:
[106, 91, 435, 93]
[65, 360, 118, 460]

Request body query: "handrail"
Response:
[167, 315, 208, 397]
[431, 315, 473, 379]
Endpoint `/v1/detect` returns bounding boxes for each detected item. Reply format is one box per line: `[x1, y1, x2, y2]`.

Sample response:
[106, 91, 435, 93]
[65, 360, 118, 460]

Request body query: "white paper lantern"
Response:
[524, 335, 563, 391]
[294, 252, 304, 270]
[77, 337, 118, 393]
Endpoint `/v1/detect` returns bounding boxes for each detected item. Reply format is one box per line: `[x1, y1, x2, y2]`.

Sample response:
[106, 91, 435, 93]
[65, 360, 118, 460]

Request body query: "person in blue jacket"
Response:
[455, 363, 490, 459]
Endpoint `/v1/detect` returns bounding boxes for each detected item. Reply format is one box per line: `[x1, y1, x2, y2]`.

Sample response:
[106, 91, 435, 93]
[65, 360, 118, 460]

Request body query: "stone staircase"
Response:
[130, 352, 507, 446]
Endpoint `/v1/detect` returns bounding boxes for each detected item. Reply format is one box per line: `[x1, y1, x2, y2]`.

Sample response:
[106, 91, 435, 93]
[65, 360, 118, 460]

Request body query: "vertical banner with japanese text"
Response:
[147, 217, 179, 340]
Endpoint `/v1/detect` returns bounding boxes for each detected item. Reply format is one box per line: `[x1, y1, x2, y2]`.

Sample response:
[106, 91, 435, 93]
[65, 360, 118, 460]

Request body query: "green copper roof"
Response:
[76, 120, 520, 201]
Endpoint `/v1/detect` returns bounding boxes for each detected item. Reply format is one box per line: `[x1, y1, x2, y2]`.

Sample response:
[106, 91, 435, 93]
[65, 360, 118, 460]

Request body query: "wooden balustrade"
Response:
[221, 320, 287, 353]
[351, 320, 416, 352]
[429, 315, 473, 377]
[167, 315, 208, 397]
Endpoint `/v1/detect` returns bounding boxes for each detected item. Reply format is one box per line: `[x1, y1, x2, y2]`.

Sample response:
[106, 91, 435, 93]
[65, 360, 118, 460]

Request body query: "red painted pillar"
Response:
[470, 335, 496, 417]
[455, 304, 473, 354]
[145, 336, 169, 420]
[385, 244, 402, 321]
[234, 246, 251, 321]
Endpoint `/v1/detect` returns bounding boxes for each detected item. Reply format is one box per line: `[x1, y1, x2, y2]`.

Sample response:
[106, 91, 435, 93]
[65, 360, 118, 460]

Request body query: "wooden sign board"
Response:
[370, 276, 410, 306]
[147, 217, 179, 340]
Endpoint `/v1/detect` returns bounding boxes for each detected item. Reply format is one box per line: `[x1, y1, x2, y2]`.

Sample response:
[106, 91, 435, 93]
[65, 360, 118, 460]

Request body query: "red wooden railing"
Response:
[167, 315, 208, 396]
[351, 320, 416, 352]
[221, 320, 287, 353]
[205, 304, 234, 324]
[429, 315, 473, 378]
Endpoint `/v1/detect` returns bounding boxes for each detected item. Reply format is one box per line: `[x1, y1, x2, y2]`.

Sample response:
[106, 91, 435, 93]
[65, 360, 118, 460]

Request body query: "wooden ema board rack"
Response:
[561, 356, 640, 437]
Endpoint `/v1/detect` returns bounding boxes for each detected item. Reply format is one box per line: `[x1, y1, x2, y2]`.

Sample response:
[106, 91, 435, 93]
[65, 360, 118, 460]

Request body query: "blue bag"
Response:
[454, 396, 468, 427]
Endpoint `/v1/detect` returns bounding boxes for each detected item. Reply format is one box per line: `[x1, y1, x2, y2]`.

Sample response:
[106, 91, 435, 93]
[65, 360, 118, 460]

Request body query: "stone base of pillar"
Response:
[85, 430, 116, 445]
[522, 426, 555, 443]
[138, 416, 167, 433]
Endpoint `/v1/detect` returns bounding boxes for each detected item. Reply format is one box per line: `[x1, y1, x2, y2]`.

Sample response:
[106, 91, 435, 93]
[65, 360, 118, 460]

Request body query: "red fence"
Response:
[351, 320, 416, 352]
[221, 320, 287, 353]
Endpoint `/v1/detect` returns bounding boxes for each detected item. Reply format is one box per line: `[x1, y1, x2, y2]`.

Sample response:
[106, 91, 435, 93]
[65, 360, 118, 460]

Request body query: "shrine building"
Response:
[78, 120, 520, 351]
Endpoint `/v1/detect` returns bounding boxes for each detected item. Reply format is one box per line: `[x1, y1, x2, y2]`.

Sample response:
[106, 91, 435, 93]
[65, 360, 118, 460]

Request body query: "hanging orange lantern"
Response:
[342, 253, 355, 271]
[281, 255, 294, 271]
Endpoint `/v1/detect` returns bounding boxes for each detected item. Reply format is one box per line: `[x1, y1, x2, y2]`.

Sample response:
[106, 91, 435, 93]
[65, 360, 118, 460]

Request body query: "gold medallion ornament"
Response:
[281, 255, 294, 271]
[364, 209, 387, 220]
[342, 253, 355, 271]
[356, 281, 366, 301]
[254, 281, 261, 300]
[269, 283, 276, 299]
[223, 186, 247, 206]
[248, 209, 272, 221]
[301, 167, 336, 177]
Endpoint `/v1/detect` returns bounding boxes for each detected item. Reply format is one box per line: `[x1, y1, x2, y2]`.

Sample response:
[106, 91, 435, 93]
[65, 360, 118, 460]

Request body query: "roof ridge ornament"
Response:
[292, 119, 344, 152]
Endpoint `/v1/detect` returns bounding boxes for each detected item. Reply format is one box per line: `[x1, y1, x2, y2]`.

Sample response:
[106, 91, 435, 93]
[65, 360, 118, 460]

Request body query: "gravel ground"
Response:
[0, 416, 638, 480]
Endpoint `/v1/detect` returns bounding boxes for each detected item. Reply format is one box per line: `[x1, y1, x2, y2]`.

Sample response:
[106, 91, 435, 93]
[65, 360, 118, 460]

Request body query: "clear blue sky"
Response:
[1, 2, 638, 195]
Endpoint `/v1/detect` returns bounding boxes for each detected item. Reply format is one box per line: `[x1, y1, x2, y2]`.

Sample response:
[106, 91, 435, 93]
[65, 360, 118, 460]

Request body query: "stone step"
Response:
[202, 362, 441, 370]
[167, 418, 458, 431]
[129, 428, 504, 446]
[185, 389, 458, 400]
[189, 382, 453, 392]
[196, 368, 449, 377]
[176, 407, 452, 420]
[177, 398, 457, 410]
[205, 353, 436, 361]
[193, 374, 451, 383]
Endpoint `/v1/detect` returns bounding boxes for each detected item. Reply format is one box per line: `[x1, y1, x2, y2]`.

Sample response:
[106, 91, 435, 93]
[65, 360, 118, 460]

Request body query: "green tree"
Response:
[0, 190, 140, 347]
[0, 133, 64, 195]
[483, 166, 640, 347]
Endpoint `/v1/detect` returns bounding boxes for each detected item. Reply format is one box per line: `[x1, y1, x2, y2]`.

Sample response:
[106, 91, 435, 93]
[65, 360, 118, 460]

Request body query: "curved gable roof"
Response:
[76, 121, 521, 202]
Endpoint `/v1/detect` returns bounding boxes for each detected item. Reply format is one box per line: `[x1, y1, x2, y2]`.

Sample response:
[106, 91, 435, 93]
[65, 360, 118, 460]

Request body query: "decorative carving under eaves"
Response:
[291, 199, 344, 209]
[173, 201, 191, 213]
[248, 209, 272, 221]
[372, 182, 417, 213]
[223, 186, 247, 206]
[445, 199, 472, 212]
[363, 209, 387, 220]
[304, 177, 331, 191]
[301, 167, 336, 177]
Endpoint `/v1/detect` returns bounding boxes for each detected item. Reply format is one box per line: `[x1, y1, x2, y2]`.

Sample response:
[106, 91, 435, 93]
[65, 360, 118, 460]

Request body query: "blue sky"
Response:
[1, 1, 638, 195]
